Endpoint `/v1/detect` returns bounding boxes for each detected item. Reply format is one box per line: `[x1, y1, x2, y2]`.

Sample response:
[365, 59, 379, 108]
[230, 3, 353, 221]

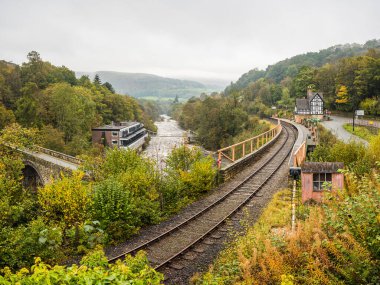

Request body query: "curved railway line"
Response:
[107, 121, 297, 280]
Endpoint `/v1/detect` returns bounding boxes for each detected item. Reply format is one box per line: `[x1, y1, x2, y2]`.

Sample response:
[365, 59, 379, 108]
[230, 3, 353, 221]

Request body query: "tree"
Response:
[0, 60, 21, 108]
[93, 74, 101, 85]
[336, 85, 349, 104]
[278, 87, 294, 109]
[15, 82, 46, 127]
[0, 124, 40, 228]
[292, 66, 316, 98]
[20, 51, 48, 88]
[360, 97, 380, 116]
[102, 81, 115, 93]
[39, 125, 65, 152]
[44, 83, 96, 142]
[0, 103, 15, 129]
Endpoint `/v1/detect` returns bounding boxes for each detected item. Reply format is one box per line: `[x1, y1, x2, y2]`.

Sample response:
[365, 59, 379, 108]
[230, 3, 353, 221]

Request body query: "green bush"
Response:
[66, 220, 107, 253]
[99, 148, 147, 178]
[91, 148, 161, 241]
[0, 250, 164, 284]
[118, 165, 161, 226]
[180, 156, 217, 196]
[92, 179, 139, 240]
[166, 145, 202, 172]
[163, 145, 217, 213]
[160, 175, 190, 215]
[0, 218, 63, 269]
[310, 125, 374, 175]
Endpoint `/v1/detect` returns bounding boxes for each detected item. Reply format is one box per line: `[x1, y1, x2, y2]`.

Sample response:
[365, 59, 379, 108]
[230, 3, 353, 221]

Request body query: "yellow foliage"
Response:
[336, 85, 349, 104]
[38, 171, 91, 226]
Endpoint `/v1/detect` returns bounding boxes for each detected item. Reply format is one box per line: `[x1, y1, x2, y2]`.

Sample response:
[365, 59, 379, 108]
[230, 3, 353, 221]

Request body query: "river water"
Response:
[143, 115, 187, 166]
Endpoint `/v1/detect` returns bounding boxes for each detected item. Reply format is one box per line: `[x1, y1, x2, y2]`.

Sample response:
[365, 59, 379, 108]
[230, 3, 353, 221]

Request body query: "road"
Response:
[143, 115, 187, 166]
[320, 115, 368, 146]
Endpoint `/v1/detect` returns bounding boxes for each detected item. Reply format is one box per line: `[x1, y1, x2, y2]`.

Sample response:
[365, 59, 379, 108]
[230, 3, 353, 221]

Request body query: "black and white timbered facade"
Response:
[295, 89, 324, 115]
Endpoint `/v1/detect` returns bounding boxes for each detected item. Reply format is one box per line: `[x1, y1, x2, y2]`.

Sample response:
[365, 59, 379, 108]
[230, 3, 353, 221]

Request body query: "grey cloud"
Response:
[0, 0, 379, 82]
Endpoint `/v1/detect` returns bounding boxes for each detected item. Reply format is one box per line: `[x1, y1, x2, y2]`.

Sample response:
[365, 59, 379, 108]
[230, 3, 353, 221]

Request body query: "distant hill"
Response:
[76, 71, 221, 100]
[226, 39, 380, 94]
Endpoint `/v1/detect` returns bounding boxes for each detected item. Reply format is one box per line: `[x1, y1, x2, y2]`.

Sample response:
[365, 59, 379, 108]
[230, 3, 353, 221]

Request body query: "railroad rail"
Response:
[107, 121, 297, 273]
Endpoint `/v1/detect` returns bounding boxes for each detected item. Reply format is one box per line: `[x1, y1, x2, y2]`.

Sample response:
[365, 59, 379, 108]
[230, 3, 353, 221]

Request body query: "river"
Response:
[143, 115, 187, 166]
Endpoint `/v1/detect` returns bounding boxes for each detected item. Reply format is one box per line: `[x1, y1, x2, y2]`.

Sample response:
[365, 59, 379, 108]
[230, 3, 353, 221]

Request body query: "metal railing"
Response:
[216, 121, 282, 169]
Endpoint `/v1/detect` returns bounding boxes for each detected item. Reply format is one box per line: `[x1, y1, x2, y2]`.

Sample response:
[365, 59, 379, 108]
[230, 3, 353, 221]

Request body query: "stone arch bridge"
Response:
[17, 146, 81, 189]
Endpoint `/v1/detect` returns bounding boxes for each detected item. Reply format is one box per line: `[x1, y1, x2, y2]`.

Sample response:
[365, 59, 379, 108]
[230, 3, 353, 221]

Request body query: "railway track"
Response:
[108, 121, 297, 274]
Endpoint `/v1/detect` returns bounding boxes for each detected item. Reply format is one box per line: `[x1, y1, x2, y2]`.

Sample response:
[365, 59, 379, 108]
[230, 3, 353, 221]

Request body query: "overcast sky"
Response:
[0, 0, 379, 83]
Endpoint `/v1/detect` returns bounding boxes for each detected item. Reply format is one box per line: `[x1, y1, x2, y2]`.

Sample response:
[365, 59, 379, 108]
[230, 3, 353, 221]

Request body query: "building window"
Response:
[112, 131, 118, 137]
[112, 140, 118, 145]
[310, 96, 323, 115]
[313, 173, 332, 191]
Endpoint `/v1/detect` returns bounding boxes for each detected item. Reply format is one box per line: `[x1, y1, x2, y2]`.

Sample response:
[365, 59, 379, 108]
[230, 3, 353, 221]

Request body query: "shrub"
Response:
[311, 125, 374, 175]
[0, 218, 63, 269]
[0, 250, 164, 284]
[38, 171, 91, 228]
[66, 220, 107, 253]
[166, 145, 202, 172]
[163, 145, 217, 213]
[92, 179, 139, 240]
[99, 148, 147, 178]
[179, 156, 217, 197]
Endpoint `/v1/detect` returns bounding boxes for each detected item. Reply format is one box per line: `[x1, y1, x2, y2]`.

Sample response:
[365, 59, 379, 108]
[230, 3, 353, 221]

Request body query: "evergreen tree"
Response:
[93, 74, 101, 85]
[102, 82, 115, 93]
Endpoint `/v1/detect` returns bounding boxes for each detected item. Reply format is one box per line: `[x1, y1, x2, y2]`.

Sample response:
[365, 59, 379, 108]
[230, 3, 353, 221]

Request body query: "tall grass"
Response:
[194, 172, 380, 284]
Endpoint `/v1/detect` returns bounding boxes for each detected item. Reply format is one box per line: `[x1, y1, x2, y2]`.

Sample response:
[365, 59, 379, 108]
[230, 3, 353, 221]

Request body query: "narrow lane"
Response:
[320, 115, 368, 146]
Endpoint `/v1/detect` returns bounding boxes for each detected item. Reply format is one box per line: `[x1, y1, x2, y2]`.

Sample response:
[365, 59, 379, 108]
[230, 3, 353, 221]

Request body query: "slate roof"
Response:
[296, 98, 310, 110]
[307, 92, 324, 102]
[302, 162, 344, 173]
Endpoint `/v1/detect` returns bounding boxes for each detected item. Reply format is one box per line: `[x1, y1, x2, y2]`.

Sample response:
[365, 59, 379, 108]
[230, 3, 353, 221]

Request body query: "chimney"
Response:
[307, 86, 313, 97]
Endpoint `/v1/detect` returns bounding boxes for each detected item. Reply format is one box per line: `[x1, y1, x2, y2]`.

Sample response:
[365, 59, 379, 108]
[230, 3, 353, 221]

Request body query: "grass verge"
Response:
[343, 123, 378, 141]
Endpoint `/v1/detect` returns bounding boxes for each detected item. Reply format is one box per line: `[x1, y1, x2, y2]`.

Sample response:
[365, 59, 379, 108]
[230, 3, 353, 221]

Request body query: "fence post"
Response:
[250, 139, 253, 153]
[218, 151, 222, 169]
[232, 146, 235, 161]
[242, 143, 245, 157]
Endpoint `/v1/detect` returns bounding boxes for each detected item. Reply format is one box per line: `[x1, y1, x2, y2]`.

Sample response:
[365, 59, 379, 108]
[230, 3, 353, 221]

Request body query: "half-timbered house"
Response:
[294, 87, 324, 123]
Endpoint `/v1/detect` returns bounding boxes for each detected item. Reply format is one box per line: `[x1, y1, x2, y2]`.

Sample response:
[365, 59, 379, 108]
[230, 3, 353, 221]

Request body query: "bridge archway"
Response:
[22, 161, 44, 191]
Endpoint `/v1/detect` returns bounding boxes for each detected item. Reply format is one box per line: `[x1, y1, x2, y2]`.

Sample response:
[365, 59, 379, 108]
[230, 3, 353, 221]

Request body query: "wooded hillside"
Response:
[0, 52, 159, 155]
